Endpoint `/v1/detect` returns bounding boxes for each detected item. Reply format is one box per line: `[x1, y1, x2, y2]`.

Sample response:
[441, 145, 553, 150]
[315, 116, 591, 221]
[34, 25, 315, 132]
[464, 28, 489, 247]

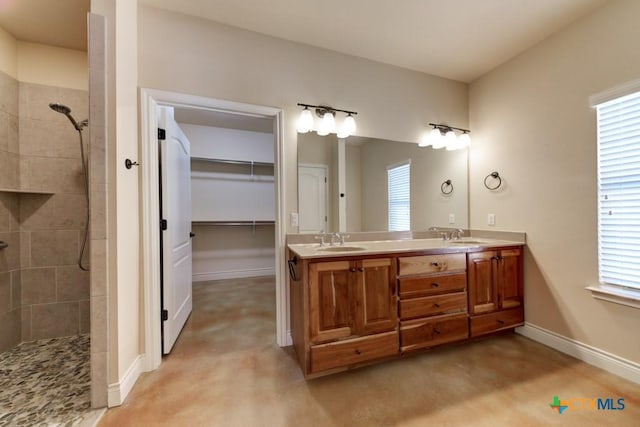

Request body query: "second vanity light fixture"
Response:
[419, 123, 471, 151]
[296, 103, 358, 138]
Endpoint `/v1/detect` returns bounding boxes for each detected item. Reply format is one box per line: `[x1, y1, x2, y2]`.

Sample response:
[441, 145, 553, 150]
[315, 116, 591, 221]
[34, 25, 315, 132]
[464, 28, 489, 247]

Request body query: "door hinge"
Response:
[161, 219, 168, 230]
[161, 309, 168, 321]
[158, 128, 166, 140]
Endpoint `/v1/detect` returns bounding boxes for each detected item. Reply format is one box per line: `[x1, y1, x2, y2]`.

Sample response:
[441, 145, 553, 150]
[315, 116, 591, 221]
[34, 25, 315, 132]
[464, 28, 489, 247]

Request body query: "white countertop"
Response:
[287, 238, 523, 259]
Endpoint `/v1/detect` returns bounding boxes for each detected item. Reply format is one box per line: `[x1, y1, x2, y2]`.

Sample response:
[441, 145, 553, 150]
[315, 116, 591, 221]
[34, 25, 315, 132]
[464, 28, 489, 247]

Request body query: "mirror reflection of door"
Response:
[298, 164, 328, 233]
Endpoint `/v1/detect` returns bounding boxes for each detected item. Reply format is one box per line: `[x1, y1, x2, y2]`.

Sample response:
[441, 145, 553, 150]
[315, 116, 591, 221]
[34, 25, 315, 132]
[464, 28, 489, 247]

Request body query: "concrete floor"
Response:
[99, 276, 640, 427]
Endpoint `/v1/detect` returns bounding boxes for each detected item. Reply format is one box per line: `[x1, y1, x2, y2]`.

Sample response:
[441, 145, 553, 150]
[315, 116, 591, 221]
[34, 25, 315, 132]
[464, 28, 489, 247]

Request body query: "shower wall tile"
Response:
[19, 83, 88, 123]
[8, 114, 18, 154]
[0, 152, 19, 189]
[0, 232, 20, 272]
[57, 266, 89, 302]
[0, 70, 18, 116]
[90, 295, 107, 353]
[91, 351, 108, 407]
[90, 239, 107, 297]
[0, 110, 9, 153]
[89, 125, 105, 186]
[20, 231, 30, 269]
[21, 267, 56, 304]
[30, 230, 78, 267]
[0, 309, 20, 352]
[11, 270, 21, 309]
[21, 306, 31, 341]
[31, 301, 79, 340]
[19, 117, 83, 159]
[79, 299, 90, 334]
[0, 272, 10, 313]
[90, 184, 106, 239]
[0, 193, 19, 233]
[20, 157, 84, 194]
[20, 194, 85, 231]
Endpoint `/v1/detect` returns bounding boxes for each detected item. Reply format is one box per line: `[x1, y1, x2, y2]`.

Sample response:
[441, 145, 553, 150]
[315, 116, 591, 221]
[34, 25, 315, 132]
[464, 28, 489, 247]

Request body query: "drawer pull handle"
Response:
[430, 261, 441, 267]
[434, 329, 441, 335]
[431, 282, 439, 288]
[355, 349, 362, 355]
[434, 303, 441, 308]
[496, 319, 505, 325]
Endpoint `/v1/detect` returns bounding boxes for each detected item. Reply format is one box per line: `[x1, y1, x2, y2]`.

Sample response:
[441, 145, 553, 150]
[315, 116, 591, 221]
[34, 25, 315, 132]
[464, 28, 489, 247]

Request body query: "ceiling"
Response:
[140, 0, 608, 82]
[0, 0, 89, 51]
[0, 0, 608, 80]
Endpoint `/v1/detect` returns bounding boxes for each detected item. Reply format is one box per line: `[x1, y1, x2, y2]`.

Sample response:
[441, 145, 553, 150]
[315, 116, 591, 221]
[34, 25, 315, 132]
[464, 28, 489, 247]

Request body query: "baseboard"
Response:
[516, 322, 640, 385]
[192, 267, 276, 282]
[107, 355, 144, 407]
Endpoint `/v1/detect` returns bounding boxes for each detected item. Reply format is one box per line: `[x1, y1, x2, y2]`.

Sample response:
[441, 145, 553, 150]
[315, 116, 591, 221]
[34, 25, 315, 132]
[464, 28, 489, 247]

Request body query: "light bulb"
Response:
[296, 108, 314, 133]
[458, 132, 471, 149]
[418, 132, 432, 147]
[317, 111, 335, 136]
[444, 130, 458, 150]
[337, 114, 356, 138]
[431, 128, 446, 149]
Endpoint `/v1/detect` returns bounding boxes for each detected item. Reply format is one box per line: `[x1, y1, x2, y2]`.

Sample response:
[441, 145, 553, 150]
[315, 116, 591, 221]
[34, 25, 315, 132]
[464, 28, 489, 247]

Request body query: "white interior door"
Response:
[159, 106, 193, 354]
[298, 164, 328, 233]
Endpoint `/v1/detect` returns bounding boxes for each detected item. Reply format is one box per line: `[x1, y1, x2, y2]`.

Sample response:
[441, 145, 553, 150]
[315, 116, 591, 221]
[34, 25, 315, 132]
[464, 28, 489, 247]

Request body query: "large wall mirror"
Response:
[297, 133, 469, 234]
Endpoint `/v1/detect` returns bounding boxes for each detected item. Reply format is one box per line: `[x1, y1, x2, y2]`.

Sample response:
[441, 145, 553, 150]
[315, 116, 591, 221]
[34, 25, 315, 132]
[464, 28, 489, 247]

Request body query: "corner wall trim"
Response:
[516, 323, 640, 385]
[107, 355, 144, 407]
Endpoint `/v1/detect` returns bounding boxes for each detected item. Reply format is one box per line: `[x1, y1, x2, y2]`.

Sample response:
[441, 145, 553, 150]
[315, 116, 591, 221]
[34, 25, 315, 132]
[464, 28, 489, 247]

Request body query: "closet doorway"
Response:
[140, 89, 286, 372]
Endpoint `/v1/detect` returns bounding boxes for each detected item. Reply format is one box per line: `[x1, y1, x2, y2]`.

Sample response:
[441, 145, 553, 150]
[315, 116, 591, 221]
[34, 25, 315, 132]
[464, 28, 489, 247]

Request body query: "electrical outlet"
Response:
[290, 212, 299, 227]
[488, 213, 496, 226]
[448, 213, 455, 224]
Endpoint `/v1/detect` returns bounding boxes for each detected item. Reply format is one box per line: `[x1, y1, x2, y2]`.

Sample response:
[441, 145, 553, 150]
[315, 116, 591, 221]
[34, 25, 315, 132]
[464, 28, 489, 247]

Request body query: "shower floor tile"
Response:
[0, 334, 91, 426]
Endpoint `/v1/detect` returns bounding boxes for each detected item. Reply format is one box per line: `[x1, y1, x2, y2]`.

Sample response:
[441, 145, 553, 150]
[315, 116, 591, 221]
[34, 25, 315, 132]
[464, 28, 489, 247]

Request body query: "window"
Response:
[387, 160, 410, 231]
[596, 90, 640, 291]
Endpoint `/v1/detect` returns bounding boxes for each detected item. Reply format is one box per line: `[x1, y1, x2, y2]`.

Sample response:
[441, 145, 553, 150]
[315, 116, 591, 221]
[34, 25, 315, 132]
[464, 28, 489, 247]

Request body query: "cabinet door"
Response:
[467, 251, 498, 314]
[309, 261, 355, 343]
[354, 258, 397, 335]
[497, 248, 523, 309]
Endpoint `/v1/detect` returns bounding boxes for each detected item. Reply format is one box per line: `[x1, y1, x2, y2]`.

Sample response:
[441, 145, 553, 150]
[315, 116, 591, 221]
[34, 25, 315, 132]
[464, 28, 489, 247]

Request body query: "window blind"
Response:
[597, 90, 640, 290]
[388, 161, 410, 231]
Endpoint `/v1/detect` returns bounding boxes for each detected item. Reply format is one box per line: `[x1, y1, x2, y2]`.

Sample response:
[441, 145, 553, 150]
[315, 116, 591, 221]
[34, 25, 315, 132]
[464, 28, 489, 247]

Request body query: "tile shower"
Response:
[0, 68, 91, 423]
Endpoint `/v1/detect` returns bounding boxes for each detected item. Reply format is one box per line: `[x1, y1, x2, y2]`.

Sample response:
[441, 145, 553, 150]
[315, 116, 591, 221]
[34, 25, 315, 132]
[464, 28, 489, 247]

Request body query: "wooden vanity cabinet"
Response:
[398, 253, 469, 352]
[467, 247, 524, 336]
[305, 257, 398, 374]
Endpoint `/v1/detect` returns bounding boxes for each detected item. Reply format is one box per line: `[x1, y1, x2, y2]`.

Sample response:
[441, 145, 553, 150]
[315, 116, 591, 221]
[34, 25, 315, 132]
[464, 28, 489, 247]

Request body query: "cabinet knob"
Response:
[349, 268, 356, 272]
[358, 267, 365, 272]
[434, 329, 441, 335]
[355, 349, 362, 355]
[431, 282, 439, 288]
[434, 303, 441, 308]
[496, 319, 505, 325]
[430, 261, 441, 267]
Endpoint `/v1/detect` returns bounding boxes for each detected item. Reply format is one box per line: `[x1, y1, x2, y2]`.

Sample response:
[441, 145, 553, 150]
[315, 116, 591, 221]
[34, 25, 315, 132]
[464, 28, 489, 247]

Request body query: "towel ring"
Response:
[441, 179, 453, 195]
[484, 172, 502, 190]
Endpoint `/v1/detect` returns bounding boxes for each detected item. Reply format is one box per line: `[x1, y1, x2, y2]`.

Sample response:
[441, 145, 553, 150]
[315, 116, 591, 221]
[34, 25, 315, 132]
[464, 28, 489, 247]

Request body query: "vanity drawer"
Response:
[310, 331, 399, 373]
[400, 313, 468, 352]
[399, 292, 467, 320]
[399, 272, 467, 298]
[470, 307, 524, 337]
[398, 253, 466, 276]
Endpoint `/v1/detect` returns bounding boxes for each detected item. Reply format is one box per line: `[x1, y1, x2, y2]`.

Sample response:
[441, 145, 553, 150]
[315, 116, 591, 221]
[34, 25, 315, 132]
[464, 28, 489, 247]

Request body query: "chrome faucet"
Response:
[451, 228, 464, 240]
[315, 232, 328, 247]
[429, 226, 451, 241]
[330, 232, 344, 246]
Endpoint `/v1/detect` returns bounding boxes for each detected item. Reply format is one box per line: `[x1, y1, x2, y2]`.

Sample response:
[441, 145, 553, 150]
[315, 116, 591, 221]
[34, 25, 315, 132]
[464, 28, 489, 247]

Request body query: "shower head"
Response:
[49, 103, 87, 131]
[49, 103, 72, 115]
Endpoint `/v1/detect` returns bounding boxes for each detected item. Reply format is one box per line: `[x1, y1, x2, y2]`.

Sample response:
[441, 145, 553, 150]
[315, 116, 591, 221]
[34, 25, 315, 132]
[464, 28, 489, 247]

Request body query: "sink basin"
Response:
[319, 246, 367, 252]
[448, 240, 484, 244]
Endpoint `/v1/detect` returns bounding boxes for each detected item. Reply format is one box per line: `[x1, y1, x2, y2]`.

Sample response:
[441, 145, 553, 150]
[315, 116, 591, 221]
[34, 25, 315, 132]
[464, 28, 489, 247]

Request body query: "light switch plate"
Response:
[488, 213, 496, 226]
[448, 213, 455, 224]
[290, 212, 299, 227]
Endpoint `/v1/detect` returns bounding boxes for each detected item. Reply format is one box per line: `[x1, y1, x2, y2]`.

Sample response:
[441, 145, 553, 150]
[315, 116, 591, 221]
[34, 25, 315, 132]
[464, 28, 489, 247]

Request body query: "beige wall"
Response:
[137, 4, 469, 236]
[17, 42, 87, 91]
[0, 26, 17, 79]
[469, 0, 640, 362]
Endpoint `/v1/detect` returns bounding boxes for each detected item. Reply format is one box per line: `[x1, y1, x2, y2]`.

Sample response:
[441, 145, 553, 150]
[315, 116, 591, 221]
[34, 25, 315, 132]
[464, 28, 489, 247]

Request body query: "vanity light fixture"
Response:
[296, 103, 358, 138]
[420, 123, 471, 150]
